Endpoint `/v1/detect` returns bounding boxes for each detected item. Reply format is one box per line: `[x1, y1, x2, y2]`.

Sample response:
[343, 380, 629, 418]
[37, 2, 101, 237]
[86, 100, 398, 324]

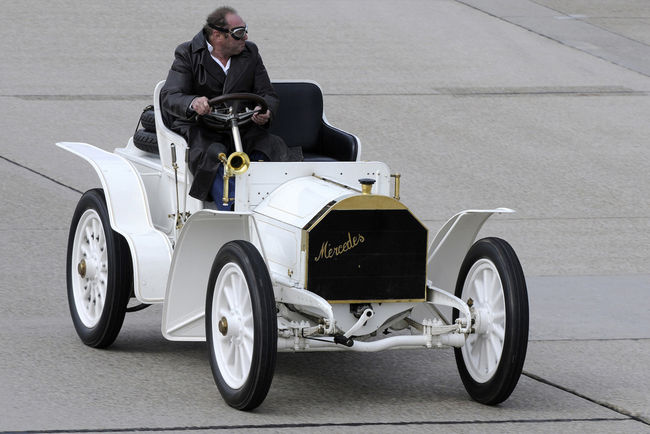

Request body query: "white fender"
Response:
[56, 142, 173, 302]
[162, 210, 260, 341]
[426, 208, 514, 294]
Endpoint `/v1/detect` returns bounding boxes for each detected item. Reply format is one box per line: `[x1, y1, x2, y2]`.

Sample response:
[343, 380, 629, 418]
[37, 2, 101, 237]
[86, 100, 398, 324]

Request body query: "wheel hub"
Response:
[473, 306, 492, 335]
[78, 256, 99, 279]
[227, 311, 243, 340]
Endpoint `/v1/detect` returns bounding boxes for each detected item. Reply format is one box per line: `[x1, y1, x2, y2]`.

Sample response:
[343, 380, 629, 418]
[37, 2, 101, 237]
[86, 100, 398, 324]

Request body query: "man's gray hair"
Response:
[203, 6, 237, 37]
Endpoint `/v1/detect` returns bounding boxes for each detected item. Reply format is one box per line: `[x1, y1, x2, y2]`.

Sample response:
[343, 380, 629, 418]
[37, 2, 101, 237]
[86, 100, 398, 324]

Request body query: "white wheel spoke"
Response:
[477, 339, 486, 373]
[91, 220, 98, 242]
[240, 340, 252, 367]
[493, 291, 503, 310]
[480, 271, 489, 303]
[492, 309, 505, 324]
[483, 336, 493, 371]
[237, 281, 248, 307]
[242, 323, 254, 342]
[243, 319, 254, 338]
[229, 274, 238, 298]
[226, 338, 236, 365]
[236, 347, 246, 380]
[223, 284, 235, 312]
[472, 277, 482, 303]
[483, 271, 492, 303]
[493, 323, 505, 342]
[470, 340, 480, 358]
[241, 298, 253, 319]
[491, 289, 504, 311]
[488, 334, 501, 361]
[93, 292, 101, 318]
[97, 294, 104, 314]
[231, 342, 239, 371]
[489, 270, 499, 296]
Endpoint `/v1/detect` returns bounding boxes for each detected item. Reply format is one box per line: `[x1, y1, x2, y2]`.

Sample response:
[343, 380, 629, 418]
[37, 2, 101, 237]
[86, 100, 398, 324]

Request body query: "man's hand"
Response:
[252, 106, 271, 125]
[191, 96, 210, 116]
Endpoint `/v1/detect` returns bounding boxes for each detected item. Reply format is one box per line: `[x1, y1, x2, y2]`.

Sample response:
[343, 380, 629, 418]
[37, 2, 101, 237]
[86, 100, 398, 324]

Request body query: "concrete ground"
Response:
[1, 0, 649, 432]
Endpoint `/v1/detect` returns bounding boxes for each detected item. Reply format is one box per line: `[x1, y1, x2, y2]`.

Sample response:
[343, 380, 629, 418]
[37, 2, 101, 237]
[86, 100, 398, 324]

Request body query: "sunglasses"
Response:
[208, 23, 248, 40]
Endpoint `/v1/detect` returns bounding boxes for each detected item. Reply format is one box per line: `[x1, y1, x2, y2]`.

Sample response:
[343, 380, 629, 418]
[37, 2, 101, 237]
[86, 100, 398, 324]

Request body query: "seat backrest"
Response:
[153, 80, 189, 174]
[268, 82, 324, 154]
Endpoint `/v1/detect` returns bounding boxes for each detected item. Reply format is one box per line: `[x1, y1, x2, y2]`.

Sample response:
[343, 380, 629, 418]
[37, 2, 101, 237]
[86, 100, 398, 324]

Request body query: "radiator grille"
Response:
[306, 208, 427, 302]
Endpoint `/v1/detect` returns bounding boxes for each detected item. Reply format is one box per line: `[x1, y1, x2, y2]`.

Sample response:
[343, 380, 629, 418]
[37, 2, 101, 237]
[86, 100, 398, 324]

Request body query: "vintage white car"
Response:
[57, 81, 529, 411]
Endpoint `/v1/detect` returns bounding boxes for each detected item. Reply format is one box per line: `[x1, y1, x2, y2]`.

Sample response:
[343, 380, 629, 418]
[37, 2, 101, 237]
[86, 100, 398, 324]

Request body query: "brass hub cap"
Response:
[218, 317, 228, 336]
[77, 259, 87, 278]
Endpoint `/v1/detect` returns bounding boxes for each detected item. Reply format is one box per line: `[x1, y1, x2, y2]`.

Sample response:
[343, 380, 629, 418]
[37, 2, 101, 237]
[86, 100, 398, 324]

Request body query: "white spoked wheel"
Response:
[453, 237, 529, 405]
[206, 240, 277, 411]
[460, 259, 506, 383]
[71, 209, 108, 328]
[66, 189, 131, 348]
[211, 262, 255, 389]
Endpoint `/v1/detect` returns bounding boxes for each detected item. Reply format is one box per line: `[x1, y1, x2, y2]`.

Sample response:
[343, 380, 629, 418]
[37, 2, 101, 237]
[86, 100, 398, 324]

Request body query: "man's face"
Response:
[221, 13, 247, 56]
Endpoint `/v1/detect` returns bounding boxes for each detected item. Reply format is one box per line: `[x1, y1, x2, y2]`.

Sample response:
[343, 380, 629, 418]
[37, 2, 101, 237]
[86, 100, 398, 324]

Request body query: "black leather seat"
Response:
[269, 82, 359, 161]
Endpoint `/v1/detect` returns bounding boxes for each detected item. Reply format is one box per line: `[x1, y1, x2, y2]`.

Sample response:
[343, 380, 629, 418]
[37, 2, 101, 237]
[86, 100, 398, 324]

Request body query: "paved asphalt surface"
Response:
[1, 0, 649, 432]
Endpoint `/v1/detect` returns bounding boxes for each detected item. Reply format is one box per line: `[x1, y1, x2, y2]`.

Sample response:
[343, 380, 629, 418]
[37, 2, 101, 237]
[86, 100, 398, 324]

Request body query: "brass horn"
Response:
[226, 151, 250, 174]
[217, 152, 251, 207]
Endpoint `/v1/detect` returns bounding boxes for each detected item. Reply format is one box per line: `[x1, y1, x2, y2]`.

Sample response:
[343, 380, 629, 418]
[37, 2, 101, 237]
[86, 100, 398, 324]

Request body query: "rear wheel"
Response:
[453, 237, 528, 405]
[67, 189, 132, 348]
[206, 240, 277, 410]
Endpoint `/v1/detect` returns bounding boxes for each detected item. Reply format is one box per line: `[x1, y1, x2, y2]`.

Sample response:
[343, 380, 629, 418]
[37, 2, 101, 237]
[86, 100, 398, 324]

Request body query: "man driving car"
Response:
[161, 6, 297, 209]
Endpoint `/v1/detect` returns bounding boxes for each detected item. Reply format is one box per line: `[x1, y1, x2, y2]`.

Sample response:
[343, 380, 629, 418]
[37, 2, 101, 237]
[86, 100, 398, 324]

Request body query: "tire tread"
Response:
[133, 129, 159, 154]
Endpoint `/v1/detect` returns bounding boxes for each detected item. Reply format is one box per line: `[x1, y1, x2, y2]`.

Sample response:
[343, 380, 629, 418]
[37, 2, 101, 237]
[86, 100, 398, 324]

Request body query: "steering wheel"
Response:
[201, 93, 268, 131]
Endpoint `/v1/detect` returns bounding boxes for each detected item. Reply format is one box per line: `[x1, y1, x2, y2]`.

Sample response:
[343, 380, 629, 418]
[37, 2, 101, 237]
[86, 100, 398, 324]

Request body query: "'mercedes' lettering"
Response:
[314, 232, 365, 262]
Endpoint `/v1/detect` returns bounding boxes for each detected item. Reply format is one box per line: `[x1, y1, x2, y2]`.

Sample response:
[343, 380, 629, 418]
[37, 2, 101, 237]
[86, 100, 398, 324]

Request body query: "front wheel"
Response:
[206, 240, 277, 410]
[66, 189, 132, 348]
[453, 237, 529, 405]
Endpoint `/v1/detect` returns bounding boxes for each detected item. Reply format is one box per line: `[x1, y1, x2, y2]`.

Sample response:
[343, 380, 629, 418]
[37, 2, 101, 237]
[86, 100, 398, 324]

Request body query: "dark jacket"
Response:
[161, 31, 289, 201]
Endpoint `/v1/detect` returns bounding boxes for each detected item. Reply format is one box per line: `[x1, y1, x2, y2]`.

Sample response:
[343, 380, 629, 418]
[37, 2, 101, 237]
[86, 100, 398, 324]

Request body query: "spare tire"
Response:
[140, 108, 156, 132]
[133, 129, 158, 154]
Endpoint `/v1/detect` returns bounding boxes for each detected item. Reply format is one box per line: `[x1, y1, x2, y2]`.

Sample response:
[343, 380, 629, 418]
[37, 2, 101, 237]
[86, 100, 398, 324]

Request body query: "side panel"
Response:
[162, 210, 254, 341]
[56, 142, 172, 302]
[426, 208, 514, 294]
[254, 215, 302, 286]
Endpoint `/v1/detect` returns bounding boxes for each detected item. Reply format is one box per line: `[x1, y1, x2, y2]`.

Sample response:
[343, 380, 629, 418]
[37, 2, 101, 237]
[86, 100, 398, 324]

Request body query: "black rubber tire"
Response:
[140, 108, 156, 132]
[452, 237, 529, 405]
[206, 240, 277, 411]
[66, 189, 132, 348]
[133, 129, 159, 154]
